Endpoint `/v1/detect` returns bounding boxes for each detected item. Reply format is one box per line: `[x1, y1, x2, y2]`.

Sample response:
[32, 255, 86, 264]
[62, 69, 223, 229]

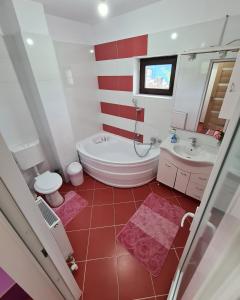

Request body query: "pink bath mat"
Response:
[54, 191, 88, 227]
[117, 192, 185, 276]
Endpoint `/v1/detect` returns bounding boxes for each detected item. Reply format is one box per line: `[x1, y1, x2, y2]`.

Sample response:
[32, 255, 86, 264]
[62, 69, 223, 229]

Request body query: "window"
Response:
[139, 55, 177, 96]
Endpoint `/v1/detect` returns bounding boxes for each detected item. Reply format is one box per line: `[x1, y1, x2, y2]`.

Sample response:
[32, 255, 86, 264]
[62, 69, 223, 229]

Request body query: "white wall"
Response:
[0, 36, 38, 149]
[46, 15, 95, 45]
[54, 40, 100, 142]
[93, 0, 240, 44]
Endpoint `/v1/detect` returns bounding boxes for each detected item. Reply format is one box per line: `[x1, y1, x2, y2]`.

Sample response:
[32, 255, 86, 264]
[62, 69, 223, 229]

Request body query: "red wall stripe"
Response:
[98, 76, 133, 91]
[95, 41, 118, 61]
[117, 35, 148, 59]
[103, 124, 143, 143]
[100, 102, 144, 121]
[95, 35, 148, 61]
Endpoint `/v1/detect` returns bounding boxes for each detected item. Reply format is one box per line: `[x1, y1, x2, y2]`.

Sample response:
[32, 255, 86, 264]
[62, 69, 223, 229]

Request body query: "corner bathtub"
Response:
[76, 132, 160, 188]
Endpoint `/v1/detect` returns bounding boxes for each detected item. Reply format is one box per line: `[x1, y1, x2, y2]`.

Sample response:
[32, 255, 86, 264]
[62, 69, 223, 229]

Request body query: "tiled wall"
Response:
[54, 41, 101, 143]
[95, 35, 148, 141]
[95, 15, 240, 142]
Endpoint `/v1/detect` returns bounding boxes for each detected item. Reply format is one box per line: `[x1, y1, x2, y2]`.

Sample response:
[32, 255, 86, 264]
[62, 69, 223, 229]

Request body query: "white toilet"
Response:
[12, 140, 64, 207]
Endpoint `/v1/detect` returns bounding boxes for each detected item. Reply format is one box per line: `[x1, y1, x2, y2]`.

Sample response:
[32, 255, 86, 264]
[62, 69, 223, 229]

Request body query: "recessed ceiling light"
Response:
[98, 1, 109, 18]
[26, 38, 34, 46]
[90, 49, 94, 54]
[171, 32, 178, 40]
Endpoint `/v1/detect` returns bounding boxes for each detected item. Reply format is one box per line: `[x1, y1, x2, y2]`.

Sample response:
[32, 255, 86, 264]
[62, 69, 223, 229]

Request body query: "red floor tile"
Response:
[149, 181, 176, 199]
[73, 261, 85, 290]
[114, 188, 134, 203]
[95, 180, 111, 189]
[84, 258, 118, 300]
[114, 202, 136, 225]
[65, 206, 91, 231]
[175, 195, 199, 213]
[94, 188, 114, 205]
[135, 200, 143, 209]
[78, 175, 95, 190]
[152, 249, 179, 295]
[59, 182, 73, 195]
[67, 230, 89, 261]
[175, 247, 184, 260]
[76, 190, 94, 206]
[88, 227, 116, 259]
[132, 184, 152, 201]
[117, 254, 155, 300]
[156, 295, 168, 300]
[91, 204, 114, 227]
[115, 225, 130, 256]
[173, 220, 191, 248]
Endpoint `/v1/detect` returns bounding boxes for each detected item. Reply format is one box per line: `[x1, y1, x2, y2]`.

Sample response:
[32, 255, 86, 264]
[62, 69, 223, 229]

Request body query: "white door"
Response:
[0, 204, 63, 300]
[0, 133, 81, 300]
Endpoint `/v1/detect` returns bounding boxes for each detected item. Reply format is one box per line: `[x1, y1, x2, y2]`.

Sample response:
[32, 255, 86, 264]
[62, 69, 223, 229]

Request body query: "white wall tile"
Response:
[23, 33, 61, 81]
[0, 82, 38, 147]
[96, 58, 134, 76]
[97, 90, 134, 106]
[148, 19, 223, 57]
[54, 41, 100, 143]
[100, 113, 144, 134]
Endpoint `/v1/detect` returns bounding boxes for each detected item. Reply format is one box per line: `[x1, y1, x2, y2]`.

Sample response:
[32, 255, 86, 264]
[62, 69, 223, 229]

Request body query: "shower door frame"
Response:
[168, 59, 240, 299]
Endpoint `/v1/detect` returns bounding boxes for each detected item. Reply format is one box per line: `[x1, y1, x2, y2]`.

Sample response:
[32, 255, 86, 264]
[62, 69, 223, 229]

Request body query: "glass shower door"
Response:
[171, 119, 240, 300]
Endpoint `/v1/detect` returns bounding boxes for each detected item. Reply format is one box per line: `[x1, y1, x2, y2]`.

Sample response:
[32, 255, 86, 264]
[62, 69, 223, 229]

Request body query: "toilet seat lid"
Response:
[34, 171, 63, 194]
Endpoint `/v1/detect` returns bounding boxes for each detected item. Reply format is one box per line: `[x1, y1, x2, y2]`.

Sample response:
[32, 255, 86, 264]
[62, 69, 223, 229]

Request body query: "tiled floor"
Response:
[60, 174, 199, 300]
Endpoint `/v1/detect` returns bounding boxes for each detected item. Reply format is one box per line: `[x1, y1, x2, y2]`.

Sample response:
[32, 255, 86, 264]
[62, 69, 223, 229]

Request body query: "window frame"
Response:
[139, 55, 177, 96]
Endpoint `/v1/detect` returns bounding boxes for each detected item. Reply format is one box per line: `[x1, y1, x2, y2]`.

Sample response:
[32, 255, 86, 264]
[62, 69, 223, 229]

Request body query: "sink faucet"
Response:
[189, 137, 197, 147]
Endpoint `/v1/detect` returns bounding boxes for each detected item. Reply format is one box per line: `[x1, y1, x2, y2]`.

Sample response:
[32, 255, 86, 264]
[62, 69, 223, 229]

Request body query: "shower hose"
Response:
[133, 108, 154, 158]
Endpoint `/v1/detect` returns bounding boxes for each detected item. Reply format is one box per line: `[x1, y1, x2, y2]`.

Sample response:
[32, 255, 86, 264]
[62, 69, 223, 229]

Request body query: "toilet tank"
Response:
[11, 140, 45, 171]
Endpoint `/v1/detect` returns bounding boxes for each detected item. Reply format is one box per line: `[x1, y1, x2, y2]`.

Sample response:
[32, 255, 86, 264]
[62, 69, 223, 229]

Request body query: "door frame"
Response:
[168, 64, 240, 299]
[196, 57, 236, 132]
[0, 133, 81, 300]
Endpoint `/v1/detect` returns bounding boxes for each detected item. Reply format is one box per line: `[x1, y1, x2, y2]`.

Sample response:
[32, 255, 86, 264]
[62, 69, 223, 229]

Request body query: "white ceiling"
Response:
[34, 0, 161, 24]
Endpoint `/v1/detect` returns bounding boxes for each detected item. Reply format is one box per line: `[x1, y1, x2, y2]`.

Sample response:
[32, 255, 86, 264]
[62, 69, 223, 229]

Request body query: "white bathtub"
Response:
[76, 132, 160, 188]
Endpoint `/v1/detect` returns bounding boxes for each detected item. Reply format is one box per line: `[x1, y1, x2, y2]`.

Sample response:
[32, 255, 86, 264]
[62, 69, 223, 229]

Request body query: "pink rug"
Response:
[117, 192, 185, 276]
[54, 191, 88, 227]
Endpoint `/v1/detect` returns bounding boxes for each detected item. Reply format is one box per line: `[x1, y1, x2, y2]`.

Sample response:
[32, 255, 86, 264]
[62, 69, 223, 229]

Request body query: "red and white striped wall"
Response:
[94, 35, 148, 141]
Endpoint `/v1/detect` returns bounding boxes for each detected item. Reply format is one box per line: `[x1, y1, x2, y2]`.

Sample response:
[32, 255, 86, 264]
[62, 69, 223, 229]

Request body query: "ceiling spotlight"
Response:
[26, 38, 34, 46]
[90, 49, 94, 54]
[171, 32, 178, 40]
[98, 1, 109, 18]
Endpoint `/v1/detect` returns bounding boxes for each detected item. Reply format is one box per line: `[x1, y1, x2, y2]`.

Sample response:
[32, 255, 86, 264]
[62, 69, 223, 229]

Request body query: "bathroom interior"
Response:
[0, 0, 240, 299]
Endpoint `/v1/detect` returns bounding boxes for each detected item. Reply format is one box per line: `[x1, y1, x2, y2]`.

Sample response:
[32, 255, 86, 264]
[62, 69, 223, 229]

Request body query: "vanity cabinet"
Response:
[174, 169, 190, 193]
[157, 159, 177, 187]
[157, 150, 212, 201]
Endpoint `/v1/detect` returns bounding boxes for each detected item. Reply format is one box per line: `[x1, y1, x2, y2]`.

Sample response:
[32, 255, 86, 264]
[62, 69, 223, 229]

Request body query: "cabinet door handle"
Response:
[198, 177, 206, 181]
[165, 163, 171, 168]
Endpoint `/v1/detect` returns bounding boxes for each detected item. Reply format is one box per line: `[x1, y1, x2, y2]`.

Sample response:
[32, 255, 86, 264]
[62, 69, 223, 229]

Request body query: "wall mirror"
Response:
[171, 49, 238, 136]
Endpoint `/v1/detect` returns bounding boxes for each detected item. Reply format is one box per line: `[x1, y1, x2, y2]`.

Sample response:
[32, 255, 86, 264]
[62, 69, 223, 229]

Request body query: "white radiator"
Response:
[36, 196, 73, 260]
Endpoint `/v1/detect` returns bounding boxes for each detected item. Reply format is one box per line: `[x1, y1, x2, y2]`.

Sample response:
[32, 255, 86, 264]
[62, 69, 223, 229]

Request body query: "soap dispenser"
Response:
[170, 128, 177, 143]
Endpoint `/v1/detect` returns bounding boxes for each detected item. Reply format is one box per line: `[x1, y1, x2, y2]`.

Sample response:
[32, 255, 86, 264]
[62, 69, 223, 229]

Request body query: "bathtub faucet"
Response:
[150, 137, 162, 145]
